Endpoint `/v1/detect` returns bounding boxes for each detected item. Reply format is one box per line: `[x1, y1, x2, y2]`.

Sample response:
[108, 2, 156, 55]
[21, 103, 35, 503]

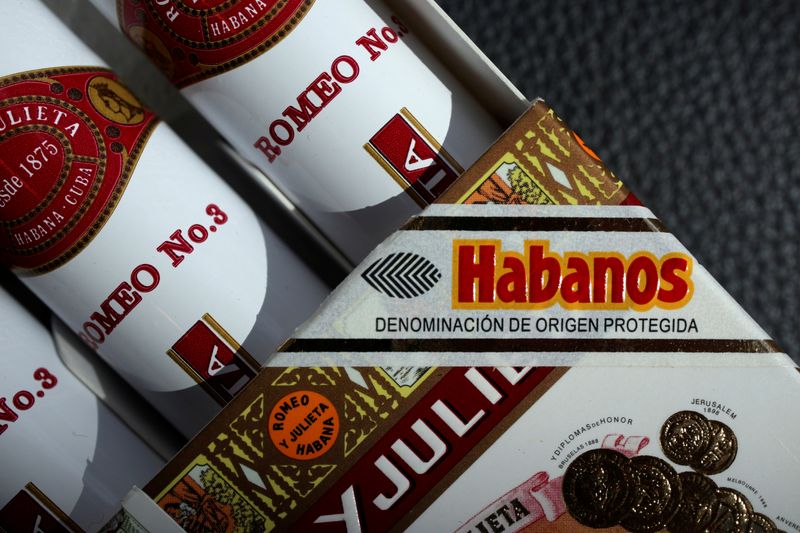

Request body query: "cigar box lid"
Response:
[112, 101, 800, 532]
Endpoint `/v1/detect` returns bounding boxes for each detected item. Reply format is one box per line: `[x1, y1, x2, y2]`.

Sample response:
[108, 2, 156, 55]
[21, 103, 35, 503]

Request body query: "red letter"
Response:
[496, 255, 526, 303]
[457, 244, 496, 303]
[254, 136, 281, 163]
[269, 119, 295, 146]
[562, 256, 591, 304]
[331, 55, 360, 84]
[381, 26, 399, 43]
[355, 28, 388, 61]
[306, 72, 342, 109]
[658, 256, 691, 304]
[131, 264, 160, 293]
[283, 94, 322, 132]
[82, 322, 105, 345]
[90, 302, 123, 336]
[627, 256, 659, 306]
[593, 256, 625, 303]
[0, 398, 18, 436]
[157, 229, 194, 268]
[528, 244, 560, 303]
[78, 332, 98, 350]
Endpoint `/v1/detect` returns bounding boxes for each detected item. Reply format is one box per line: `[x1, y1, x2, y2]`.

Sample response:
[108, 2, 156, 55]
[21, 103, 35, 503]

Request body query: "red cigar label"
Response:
[0, 68, 157, 273]
[117, 0, 316, 88]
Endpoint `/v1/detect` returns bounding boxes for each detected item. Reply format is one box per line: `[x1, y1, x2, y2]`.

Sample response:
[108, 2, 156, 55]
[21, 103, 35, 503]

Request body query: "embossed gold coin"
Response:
[620, 456, 683, 533]
[694, 419, 738, 475]
[709, 488, 753, 532]
[661, 411, 711, 466]
[666, 472, 718, 533]
[747, 512, 778, 533]
[563, 449, 635, 528]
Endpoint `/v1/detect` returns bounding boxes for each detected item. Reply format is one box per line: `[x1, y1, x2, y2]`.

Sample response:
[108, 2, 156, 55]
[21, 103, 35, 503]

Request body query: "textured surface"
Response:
[436, 0, 800, 359]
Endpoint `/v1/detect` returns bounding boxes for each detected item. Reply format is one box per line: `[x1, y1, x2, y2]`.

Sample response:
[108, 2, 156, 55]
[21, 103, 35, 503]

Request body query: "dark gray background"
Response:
[437, 0, 800, 359]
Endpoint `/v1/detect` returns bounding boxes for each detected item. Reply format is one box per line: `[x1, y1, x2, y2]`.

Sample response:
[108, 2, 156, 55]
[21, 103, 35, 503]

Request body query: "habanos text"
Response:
[77, 204, 229, 349]
[454, 240, 694, 311]
[253, 16, 411, 163]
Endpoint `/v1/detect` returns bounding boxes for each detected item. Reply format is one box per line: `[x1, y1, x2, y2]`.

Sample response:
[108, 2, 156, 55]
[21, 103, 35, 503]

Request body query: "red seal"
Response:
[118, 0, 316, 88]
[0, 67, 157, 273]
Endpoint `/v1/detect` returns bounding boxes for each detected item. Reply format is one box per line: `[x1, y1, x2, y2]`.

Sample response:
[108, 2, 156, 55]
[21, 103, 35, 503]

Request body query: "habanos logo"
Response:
[453, 240, 693, 311]
[118, 0, 316, 87]
[0, 67, 156, 273]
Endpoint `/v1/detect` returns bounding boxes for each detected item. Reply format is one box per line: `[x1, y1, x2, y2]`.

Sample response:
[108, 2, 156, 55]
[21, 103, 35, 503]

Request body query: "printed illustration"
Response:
[455, 107, 626, 206]
[464, 160, 555, 206]
[457, 411, 780, 532]
[157, 463, 266, 532]
[147, 366, 440, 529]
[455, 432, 650, 533]
[99, 508, 147, 533]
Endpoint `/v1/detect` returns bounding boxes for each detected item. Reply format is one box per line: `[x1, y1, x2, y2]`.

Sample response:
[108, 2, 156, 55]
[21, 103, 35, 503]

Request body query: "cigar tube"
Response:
[51, 316, 186, 461]
[0, 1, 330, 437]
[89, 0, 504, 263]
[0, 287, 164, 532]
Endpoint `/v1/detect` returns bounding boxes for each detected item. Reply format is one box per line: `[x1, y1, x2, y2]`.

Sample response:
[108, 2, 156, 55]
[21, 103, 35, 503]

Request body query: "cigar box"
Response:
[105, 94, 800, 532]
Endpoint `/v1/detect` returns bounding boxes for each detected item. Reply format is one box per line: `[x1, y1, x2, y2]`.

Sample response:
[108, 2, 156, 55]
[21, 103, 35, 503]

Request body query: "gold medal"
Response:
[709, 488, 752, 532]
[746, 512, 778, 533]
[563, 449, 635, 528]
[660, 411, 712, 466]
[694, 419, 738, 475]
[666, 471, 718, 532]
[620, 455, 683, 532]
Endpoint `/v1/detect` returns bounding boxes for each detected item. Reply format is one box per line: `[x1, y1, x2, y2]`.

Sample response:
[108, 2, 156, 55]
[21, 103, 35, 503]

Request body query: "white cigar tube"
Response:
[50, 316, 185, 461]
[0, 287, 163, 531]
[89, 0, 504, 263]
[0, 0, 329, 437]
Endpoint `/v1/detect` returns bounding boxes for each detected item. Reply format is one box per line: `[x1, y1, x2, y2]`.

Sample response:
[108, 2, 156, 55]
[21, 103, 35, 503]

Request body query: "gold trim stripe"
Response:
[400, 106, 465, 174]
[166, 348, 228, 406]
[202, 313, 260, 371]
[363, 142, 427, 208]
[24, 482, 84, 533]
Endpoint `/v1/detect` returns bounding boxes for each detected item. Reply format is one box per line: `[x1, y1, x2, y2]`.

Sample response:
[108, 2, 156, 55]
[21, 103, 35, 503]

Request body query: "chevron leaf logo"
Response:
[361, 252, 442, 298]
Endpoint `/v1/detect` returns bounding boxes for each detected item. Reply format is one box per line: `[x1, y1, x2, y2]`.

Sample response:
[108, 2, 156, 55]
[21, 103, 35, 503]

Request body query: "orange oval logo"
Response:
[269, 390, 339, 461]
